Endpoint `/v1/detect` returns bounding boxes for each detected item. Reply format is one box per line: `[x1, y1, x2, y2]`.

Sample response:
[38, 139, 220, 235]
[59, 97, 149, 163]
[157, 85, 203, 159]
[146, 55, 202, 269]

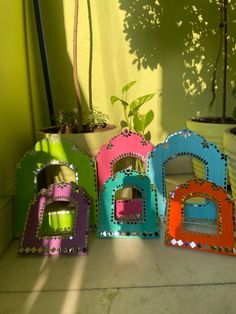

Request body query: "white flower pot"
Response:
[186, 119, 236, 180]
[38, 124, 119, 157]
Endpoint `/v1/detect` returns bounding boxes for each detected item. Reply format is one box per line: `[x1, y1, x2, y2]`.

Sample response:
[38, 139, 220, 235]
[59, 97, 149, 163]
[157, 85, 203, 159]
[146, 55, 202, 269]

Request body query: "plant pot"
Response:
[186, 118, 236, 179]
[223, 127, 236, 199]
[38, 124, 119, 157]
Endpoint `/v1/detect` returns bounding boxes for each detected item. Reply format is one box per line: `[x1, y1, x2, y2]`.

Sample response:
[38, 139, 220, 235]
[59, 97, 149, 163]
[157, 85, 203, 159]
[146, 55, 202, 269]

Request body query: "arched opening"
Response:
[191, 157, 206, 179]
[39, 200, 76, 237]
[113, 156, 145, 174]
[165, 155, 206, 205]
[115, 187, 143, 222]
[37, 164, 76, 192]
[113, 157, 145, 199]
[184, 197, 217, 234]
[165, 155, 194, 176]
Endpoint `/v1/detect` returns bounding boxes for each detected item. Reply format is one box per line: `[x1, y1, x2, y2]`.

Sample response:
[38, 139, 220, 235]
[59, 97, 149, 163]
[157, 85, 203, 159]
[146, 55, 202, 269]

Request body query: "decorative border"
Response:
[96, 130, 154, 220]
[18, 182, 90, 256]
[147, 129, 228, 220]
[96, 130, 154, 188]
[15, 137, 98, 236]
[97, 169, 159, 238]
[33, 160, 79, 192]
[165, 179, 235, 256]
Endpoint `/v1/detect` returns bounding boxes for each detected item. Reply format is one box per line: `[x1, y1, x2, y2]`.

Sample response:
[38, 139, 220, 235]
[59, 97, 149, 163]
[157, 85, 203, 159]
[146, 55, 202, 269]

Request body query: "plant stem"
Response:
[87, 0, 93, 112]
[208, 1, 224, 113]
[73, 0, 83, 132]
[124, 106, 131, 130]
[134, 158, 145, 173]
[222, 0, 228, 123]
[123, 91, 132, 130]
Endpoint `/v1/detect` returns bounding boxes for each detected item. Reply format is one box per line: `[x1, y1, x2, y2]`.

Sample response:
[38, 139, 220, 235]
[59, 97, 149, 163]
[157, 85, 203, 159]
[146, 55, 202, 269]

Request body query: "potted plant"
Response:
[186, 0, 236, 178]
[33, 0, 118, 232]
[111, 80, 155, 141]
[111, 80, 155, 173]
[110, 80, 155, 199]
[36, 0, 118, 157]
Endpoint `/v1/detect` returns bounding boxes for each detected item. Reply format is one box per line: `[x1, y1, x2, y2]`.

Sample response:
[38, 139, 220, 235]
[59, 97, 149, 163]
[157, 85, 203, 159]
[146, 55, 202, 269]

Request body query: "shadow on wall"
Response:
[38, 0, 90, 114]
[29, 0, 102, 154]
[119, 0, 236, 132]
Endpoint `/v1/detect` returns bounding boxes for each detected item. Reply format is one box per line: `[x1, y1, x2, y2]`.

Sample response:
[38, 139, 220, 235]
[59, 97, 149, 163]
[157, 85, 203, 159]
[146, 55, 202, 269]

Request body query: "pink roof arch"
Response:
[96, 129, 154, 190]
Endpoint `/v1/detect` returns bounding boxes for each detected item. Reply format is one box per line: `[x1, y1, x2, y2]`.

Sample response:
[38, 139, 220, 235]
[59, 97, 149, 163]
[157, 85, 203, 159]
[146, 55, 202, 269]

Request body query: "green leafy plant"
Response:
[55, 110, 79, 134]
[55, 107, 109, 134]
[111, 81, 155, 140]
[87, 107, 110, 130]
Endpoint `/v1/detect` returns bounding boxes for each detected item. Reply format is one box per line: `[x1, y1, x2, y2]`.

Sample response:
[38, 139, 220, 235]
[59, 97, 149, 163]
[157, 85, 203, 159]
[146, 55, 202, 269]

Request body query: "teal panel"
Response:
[97, 169, 159, 238]
[147, 129, 227, 221]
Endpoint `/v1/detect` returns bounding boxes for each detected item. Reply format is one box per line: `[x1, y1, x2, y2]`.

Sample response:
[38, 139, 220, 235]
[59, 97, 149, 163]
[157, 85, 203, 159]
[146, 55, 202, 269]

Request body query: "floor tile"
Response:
[1, 233, 236, 293]
[0, 284, 235, 314]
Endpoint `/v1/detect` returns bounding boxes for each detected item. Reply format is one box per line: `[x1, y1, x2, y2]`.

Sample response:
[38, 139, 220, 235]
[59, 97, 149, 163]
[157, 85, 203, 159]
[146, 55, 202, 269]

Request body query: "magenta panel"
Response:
[96, 129, 154, 189]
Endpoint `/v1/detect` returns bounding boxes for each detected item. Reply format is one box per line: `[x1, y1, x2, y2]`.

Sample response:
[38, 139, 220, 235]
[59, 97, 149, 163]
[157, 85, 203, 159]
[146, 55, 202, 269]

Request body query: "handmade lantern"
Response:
[96, 130, 154, 219]
[18, 182, 90, 256]
[97, 169, 159, 238]
[147, 129, 227, 221]
[15, 137, 97, 236]
[165, 179, 235, 256]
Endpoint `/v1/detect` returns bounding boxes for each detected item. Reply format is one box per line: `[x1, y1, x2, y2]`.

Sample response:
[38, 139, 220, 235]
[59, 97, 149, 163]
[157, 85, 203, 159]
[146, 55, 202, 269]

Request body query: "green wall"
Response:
[0, 0, 49, 197]
[1, 0, 236, 197]
[39, 0, 236, 142]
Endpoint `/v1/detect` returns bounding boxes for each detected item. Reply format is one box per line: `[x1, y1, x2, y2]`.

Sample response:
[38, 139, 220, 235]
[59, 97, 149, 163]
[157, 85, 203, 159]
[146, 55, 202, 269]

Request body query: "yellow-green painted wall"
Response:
[39, 0, 236, 143]
[1, 0, 236, 196]
[0, 0, 48, 197]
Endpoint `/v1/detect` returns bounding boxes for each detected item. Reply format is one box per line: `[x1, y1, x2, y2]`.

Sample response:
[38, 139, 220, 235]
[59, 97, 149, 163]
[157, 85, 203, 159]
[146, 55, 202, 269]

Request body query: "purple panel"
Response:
[18, 183, 90, 256]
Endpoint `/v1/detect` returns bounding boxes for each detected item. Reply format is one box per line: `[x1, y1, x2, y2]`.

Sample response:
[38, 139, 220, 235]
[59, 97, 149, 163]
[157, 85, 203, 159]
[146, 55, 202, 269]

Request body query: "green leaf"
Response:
[144, 130, 151, 141]
[133, 110, 154, 133]
[130, 93, 155, 115]
[121, 81, 137, 94]
[144, 109, 154, 129]
[120, 120, 128, 128]
[110, 96, 129, 107]
[110, 95, 120, 105]
[133, 114, 144, 133]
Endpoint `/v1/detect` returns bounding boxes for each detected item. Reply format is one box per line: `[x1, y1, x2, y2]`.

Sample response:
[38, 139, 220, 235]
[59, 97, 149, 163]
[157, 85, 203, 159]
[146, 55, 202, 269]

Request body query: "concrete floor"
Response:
[0, 174, 236, 314]
[1, 231, 236, 314]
